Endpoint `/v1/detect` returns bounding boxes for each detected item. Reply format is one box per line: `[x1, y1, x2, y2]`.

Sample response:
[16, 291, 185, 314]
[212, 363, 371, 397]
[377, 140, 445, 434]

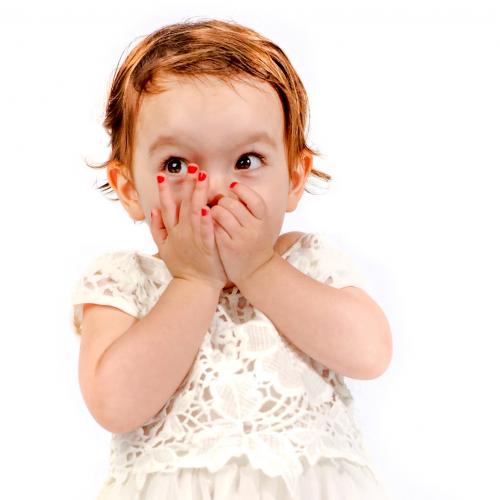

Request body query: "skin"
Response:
[107, 74, 313, 289]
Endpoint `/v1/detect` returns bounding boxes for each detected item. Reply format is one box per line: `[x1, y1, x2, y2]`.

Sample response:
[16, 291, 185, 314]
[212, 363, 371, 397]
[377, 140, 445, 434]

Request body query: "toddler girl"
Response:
[71, 18, 392, 500]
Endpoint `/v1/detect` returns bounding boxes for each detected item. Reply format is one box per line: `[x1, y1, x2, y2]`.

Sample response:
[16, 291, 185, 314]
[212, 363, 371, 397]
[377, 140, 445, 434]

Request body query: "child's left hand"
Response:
[210, 182, 276, 287]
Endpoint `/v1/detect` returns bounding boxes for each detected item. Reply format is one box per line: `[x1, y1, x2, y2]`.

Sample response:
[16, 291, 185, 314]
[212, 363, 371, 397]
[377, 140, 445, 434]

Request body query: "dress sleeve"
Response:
[309, 233, 368, 290]
[70, 251, 150, 336]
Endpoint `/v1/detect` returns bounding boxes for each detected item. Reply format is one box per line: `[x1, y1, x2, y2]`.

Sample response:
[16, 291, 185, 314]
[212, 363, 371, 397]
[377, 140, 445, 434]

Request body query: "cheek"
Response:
[257, 185, 280, 205]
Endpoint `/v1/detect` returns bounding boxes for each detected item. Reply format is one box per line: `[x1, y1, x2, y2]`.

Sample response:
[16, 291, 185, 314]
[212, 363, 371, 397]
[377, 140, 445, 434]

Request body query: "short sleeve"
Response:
[308, 233, 367, 289]
[70, 251, 155, 336]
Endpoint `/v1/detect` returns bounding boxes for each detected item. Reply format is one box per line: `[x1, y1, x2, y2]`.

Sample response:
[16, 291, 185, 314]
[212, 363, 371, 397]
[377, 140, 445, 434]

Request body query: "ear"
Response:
[286, 151, 313, 212]
[107, 161, 145, 222]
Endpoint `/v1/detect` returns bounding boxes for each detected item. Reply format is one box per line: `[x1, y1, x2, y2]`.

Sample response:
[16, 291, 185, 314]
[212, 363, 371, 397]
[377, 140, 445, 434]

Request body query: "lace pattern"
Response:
[71, 251, 166, 336]
[71, 233, 377, 497]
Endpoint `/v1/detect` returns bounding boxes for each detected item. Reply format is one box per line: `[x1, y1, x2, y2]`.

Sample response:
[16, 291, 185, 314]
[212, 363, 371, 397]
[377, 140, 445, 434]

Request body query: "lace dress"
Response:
[71, 232, 391, 500]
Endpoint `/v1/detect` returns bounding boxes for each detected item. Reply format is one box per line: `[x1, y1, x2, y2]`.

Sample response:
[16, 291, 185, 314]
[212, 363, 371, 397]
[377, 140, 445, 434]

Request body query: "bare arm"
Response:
[95, 278, 220, 433]
[237, 254, 392, 380]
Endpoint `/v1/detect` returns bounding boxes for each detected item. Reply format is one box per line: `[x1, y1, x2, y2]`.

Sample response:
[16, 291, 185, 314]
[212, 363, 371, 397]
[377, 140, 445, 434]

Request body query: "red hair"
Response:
[86, 18, 331, 198]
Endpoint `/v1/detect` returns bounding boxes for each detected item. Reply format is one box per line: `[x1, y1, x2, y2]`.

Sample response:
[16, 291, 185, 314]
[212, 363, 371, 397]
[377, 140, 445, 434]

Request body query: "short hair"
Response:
[86, 17, 331, 199]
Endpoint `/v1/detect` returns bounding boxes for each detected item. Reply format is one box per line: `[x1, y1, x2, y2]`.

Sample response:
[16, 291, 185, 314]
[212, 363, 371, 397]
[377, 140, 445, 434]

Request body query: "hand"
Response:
[210, 182, 276, 287]
[149, 164, 229, 291]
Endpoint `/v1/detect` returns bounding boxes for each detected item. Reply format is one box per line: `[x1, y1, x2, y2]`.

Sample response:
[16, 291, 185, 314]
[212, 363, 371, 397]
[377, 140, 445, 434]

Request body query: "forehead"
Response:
[135, 75, 284, 144]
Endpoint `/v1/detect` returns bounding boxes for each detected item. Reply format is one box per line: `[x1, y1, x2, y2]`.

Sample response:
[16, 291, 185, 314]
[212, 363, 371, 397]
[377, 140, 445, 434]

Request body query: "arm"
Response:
[95, 278, 220, 433]
[237, 253, 392, 380]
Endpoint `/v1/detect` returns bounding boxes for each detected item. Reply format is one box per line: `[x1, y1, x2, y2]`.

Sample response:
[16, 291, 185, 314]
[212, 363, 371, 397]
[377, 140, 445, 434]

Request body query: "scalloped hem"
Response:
[97, 455, 391, 500]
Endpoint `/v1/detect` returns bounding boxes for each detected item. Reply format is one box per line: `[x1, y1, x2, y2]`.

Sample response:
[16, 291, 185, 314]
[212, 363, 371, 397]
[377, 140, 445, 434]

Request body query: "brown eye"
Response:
[235, 152, 265, 171]
[161, 157, 188, 175]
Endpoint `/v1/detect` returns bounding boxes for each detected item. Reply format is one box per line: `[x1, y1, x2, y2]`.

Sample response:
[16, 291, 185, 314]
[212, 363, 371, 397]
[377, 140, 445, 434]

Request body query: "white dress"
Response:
[71, 232, 391, 500]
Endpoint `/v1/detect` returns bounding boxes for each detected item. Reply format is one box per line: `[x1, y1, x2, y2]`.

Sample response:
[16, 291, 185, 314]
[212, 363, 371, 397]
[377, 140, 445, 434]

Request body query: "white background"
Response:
[1, 1, 499, 499]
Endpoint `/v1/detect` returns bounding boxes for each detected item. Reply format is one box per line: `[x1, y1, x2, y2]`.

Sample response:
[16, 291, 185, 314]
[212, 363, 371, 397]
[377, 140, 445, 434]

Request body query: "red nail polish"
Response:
[157, 175, 165, 184]
[230, 181, 237, 188]
[198, 171, 207, 181]
[188, 164, 198, 174]
[201, 208, 208, 216]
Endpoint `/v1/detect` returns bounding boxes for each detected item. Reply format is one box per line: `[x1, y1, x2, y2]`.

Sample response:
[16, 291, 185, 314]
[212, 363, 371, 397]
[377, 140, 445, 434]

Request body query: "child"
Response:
[71, 18, 392, 500]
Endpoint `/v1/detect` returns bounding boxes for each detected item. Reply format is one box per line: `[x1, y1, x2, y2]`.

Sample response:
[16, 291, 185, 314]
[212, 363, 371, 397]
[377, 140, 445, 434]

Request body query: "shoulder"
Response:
[71, 250, 169, 322]
[283, 231, 306, 243]
[80, 249, 167, 283]
[280, 232, 368, 290]
[74, 251, 144, 299]
[276, 231, 306, 255]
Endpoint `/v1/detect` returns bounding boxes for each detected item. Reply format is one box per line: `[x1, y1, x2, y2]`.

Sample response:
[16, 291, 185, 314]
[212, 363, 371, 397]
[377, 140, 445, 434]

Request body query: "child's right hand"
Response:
[149, 164, 228, 292]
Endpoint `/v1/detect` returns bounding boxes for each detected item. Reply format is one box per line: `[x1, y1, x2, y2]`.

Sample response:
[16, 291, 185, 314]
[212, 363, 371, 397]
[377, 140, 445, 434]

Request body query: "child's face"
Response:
[110, 74, 311, 251]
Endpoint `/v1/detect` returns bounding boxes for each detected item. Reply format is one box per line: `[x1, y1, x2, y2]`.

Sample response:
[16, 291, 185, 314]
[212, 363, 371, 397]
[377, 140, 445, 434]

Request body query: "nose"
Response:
[205, 171, 232, 208]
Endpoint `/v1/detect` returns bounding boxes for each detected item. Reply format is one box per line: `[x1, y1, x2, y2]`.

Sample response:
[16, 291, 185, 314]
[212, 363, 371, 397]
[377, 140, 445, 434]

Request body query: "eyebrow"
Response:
[148, 131, 277, 156]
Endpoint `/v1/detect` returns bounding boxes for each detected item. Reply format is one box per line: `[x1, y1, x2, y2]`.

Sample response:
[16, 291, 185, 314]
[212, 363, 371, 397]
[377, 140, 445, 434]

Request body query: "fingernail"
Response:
[188, 164, 198, 174]
[198, 171, 207, 181]
[230, 181, 237, 188]
[201, 207, 208, 216]
[157, 175, 165, 184]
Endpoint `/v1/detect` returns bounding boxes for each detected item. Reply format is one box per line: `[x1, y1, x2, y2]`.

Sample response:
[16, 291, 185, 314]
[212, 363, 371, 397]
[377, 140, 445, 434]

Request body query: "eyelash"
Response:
[159, 151, 266, 174]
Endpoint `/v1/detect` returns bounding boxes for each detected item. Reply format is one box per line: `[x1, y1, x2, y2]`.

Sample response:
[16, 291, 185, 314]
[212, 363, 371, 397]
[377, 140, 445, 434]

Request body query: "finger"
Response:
[227, 182, 266, 220]
[199, 205, 214, 251]
[212, 212, 232, 243]
[216, 195, 250, 227]
[178, 163, 199, 224]
[211, 205, 235, 239]
[191, 169, 208, 241]
[150, 208, 167, 247]
[157, 174, 176, 231]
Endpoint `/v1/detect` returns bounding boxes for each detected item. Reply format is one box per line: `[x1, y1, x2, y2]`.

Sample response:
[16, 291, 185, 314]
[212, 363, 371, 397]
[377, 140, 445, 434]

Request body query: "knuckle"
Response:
[218, 197, 230, 208]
